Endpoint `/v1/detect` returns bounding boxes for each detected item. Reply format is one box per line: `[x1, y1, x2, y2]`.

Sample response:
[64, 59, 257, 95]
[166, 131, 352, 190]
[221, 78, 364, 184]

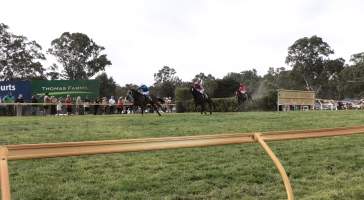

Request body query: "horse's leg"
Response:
[208, 101, 212, 115]
[155, 102, 164, 112]
[201, 102, 206, 115]
[152, 103, 162, 116]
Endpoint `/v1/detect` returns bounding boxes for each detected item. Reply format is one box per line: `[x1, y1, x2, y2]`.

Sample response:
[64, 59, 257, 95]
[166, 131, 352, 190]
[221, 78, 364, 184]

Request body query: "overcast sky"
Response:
[2, 0, 364, 85]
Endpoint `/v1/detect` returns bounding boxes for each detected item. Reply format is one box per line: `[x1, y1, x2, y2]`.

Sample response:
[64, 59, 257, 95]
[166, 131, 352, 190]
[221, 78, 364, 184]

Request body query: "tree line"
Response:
[1, 22, 364, 102]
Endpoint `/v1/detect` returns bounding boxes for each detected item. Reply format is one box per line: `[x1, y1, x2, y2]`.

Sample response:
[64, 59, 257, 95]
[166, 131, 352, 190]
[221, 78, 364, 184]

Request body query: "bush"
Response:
[175, 87, 192, 101]
[175, 100, 193, 113]
[176, 97, 238, 113]
[175, 95, 277, 113]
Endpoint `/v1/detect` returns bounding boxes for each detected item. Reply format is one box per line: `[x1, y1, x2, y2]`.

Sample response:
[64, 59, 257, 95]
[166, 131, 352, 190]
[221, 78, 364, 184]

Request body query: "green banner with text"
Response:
[31, 80, 99, 100]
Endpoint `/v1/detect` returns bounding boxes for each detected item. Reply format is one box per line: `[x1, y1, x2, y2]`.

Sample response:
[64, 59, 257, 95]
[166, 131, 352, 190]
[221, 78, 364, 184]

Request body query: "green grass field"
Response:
[1, 111, 364, 200]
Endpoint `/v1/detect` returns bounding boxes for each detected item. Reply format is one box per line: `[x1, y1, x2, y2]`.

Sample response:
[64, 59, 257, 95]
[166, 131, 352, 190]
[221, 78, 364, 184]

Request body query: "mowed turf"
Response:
[1, 111, 364, 199]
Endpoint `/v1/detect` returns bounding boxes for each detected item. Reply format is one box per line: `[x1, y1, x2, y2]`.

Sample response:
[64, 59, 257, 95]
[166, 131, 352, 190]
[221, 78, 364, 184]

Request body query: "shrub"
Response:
[175, 95, 277, 113]
[175, 87, 192, 101]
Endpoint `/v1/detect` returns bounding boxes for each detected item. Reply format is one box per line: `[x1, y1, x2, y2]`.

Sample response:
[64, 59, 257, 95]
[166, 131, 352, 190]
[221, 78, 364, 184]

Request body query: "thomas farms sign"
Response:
[31, 80, 100, 98]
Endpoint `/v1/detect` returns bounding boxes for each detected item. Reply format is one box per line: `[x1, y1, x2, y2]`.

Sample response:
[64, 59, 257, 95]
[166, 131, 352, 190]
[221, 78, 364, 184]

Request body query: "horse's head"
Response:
[126, 89, 136, 102]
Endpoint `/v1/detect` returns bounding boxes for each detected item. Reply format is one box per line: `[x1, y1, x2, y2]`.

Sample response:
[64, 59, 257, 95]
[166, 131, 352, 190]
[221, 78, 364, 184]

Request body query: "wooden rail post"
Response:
[253, 133, 294, 200]
[0, 147, 11, 200]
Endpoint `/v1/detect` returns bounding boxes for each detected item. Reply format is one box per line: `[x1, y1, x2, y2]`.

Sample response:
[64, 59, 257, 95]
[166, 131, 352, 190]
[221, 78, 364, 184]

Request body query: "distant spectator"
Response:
[50, 96, 57, 115]
[125, 97, 135, 114]
[15, 94, 24, 116]
[65, 95, 73, 115]
[166, 97, 173, 113]
[76, 96, 82, 115]
[31, 95, 38, 115]
[56, 98, 63, 116]
[43, 93, 50, 115]
[117, 97, 124, 114]
[109, 96, 116, 114]
[15, 94, 24, 103]
[102, 97, 108, 114]
[84, 96, 90, 115]
[94, 97, 101, 115]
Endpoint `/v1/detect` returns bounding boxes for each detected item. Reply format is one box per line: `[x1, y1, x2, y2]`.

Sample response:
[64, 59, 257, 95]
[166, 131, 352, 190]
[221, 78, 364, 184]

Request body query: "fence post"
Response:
[15, 103, 22, 117]
[0, 147, 11, 200]
[253, 133, 294, 200]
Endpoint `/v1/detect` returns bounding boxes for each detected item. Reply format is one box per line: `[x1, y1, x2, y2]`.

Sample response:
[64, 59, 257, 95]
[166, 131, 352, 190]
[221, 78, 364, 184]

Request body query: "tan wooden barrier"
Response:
[2, 126, 364, 200]
[254, 133, 294, 200]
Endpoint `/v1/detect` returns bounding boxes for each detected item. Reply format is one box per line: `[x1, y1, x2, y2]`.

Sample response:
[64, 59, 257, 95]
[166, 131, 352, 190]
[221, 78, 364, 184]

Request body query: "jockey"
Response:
[237, 83, 247, 94]
[138, 84, 150, 96]
[193, 79, 205, 94]
[193, 79, 209, 99]
[138, 84, 152, 101]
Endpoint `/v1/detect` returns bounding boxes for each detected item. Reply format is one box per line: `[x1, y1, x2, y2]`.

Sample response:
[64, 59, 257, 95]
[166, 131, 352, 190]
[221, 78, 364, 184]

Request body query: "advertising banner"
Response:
[31, 80, 100, 101]
[0, 81, 32, 101]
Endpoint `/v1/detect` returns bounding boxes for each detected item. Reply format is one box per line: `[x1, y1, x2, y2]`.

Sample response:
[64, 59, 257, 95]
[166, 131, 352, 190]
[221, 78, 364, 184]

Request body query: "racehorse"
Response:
[235, 89, 253, 110]
[127, 89, 165, 116]
[191, 87, 213, 115]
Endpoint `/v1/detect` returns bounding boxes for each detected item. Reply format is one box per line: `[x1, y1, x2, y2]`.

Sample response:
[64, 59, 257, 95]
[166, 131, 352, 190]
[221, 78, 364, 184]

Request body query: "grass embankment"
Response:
[1, 111, 364, 199]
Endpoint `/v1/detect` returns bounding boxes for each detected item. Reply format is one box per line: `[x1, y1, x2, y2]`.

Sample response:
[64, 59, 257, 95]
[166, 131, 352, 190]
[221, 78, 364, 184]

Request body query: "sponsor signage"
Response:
[0, 81, 32, 100]
[31, 80, 100, 100]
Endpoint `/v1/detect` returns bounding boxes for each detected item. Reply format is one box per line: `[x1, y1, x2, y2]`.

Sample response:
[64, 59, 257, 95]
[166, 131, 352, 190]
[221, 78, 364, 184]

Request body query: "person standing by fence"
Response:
[117, 97, 124, 114]
[56, 98, 63, 116]
[65, 95, 72, 115]
[94, 97, 100, 115]
[84, 96, 90, 115]
[43, 93, 50, 116]
[50, 96, 57, 115]
[15, 94, 24, 116]
[109, 96, 116, 114]
[102, 97, 108, 114]
[75, 96, 82, 115]
[31, 95, 38, 115]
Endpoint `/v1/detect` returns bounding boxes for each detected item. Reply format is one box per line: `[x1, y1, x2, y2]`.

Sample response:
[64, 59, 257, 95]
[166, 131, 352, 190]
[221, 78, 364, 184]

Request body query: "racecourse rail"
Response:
[2, 126, 364, 200]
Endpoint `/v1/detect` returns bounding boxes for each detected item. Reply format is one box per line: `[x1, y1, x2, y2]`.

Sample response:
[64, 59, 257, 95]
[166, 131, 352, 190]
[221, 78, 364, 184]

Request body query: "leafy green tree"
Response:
[46, 64, 60, 80]
[153, 66, 180, 84]
[350, 52, 364, 65]
[286, 35, 344, 97]
[114, 83, 139, 99]
[223, 72, 243, 83]
[193, 72, 215, 82]
[221, 69, 262, 96]
[48, 32, 111, 80]
[0, 23, 46, 80]
[95, 72, 117, 98]
[338, 52, 364, 98]
[153, 66, 181, 98]
[240, 69, 261, 92]
[213, 78, 239, 98]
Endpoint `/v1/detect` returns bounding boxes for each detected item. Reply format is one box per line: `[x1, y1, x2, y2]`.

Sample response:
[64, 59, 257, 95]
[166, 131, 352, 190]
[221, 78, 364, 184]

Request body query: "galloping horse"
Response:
[235, 90, 253, 109]
[191, 87, 213, 115]
[127, 89, 165, 116]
